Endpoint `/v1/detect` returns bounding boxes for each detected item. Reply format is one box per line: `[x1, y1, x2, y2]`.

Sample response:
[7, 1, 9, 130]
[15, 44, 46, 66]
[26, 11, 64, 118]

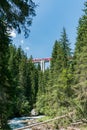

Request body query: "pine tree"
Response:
[60, 27, 71, 68]
[40, 29, 73, 116]
[73, 1, 87, 119]
[36, 69, 50, 115]
[51, 40, 63, 73]
[8, 45, 22, 116]
[0, 0, 36, 128]
[36, 40, 64, 116]
[0, 20, 11, 129]
[23, 56, 39, 110]
[17, 53, 30, 115]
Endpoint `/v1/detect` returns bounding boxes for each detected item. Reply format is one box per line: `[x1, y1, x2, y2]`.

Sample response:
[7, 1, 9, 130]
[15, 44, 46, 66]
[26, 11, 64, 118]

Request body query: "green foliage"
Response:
[72, 1, 87, 119]
[37, 116, 51, 122]
[60, 27, 71, 68]
[36, 28, 73, 118]
[0, 0, 36, 37]
[51, 40, 64, 73]
[1, 1, 87, 128]
[0, 0, 36, 129]
[36, 69, 50, 114]
[7, 45, 39, 117]
[0, 20, 11, 129]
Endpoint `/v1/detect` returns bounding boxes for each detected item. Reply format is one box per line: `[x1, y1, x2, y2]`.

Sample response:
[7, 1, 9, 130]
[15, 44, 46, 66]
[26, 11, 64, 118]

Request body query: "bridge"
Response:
[32, 58, 51, 72]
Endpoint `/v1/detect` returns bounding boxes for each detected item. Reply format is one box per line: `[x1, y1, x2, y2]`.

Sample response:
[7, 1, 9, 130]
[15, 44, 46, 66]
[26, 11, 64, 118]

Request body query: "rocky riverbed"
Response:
[8, 116, 45, 130]
[8, 115, 87, 130]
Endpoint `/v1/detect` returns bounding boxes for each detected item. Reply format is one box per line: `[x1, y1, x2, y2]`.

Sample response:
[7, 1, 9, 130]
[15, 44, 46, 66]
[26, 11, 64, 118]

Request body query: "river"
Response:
[8, 116, 44, 130]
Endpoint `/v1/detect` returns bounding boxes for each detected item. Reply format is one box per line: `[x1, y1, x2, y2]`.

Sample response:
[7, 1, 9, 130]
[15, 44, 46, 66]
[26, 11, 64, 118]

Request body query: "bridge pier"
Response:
[32, 58, 51, 72]
[40, 60, 45, 72]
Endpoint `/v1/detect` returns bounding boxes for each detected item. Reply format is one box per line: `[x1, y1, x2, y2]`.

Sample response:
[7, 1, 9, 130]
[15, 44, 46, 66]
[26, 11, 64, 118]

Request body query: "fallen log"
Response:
[15, 111, 74, 130]
[71, 121, 83, 126]
[81, 119, 87, 123]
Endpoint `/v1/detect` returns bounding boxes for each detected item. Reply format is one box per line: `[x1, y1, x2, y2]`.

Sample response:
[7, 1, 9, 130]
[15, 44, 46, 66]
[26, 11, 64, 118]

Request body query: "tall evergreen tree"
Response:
[8, 45, 22, 116]
[8, 45, 39, 116]
[17, 52, 30, 115]
[73, 1, 87, 119]
[0, 20, 11, 129]
[51, 40, 63, 73]
[36, 69, 50, 115]
[24, 56, 39, 110]
[38, 29, 73, 116]
[0, 0, 36, 128]
[60, 27, 71, 68]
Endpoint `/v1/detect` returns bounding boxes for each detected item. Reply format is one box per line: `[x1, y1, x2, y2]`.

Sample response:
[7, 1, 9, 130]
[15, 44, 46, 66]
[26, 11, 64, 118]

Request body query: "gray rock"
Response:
[31, 109, 38, 116]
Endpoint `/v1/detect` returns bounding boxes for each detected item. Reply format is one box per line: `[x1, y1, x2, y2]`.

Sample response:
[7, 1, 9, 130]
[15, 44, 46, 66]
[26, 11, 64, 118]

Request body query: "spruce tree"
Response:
[73, 1, 87, 119]
[24, 56, 39, 110]
[0, 20, 11, 129]
[36, 69, 50, 115]
[51, 40, 63, 73]
[0, 1, 36, 128]
[60, 27, 71, 68]
[41, 29, 72, 116]
[18, 53, 30, 115]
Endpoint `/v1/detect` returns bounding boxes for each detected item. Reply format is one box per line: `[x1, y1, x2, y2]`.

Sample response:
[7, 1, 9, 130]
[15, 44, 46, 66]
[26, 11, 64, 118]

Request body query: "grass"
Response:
[80, 124, 87, 130]
[37, 116, 51, 122]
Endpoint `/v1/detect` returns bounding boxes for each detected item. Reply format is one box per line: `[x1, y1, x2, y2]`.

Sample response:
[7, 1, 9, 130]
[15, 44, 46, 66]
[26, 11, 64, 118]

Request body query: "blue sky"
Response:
[12, 0, 85, 58]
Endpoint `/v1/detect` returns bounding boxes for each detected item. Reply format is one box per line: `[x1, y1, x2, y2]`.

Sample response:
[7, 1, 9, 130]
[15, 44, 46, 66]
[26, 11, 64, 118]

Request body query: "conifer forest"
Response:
[0, 0, 87, 129]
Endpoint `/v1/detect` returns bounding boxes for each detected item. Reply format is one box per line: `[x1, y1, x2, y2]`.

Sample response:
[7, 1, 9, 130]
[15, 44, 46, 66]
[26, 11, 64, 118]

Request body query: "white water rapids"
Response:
[8, 116, 44, 130]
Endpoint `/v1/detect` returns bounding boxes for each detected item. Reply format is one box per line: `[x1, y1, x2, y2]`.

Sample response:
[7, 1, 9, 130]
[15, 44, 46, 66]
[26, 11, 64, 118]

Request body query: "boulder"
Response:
[31, 109, 38, 116]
